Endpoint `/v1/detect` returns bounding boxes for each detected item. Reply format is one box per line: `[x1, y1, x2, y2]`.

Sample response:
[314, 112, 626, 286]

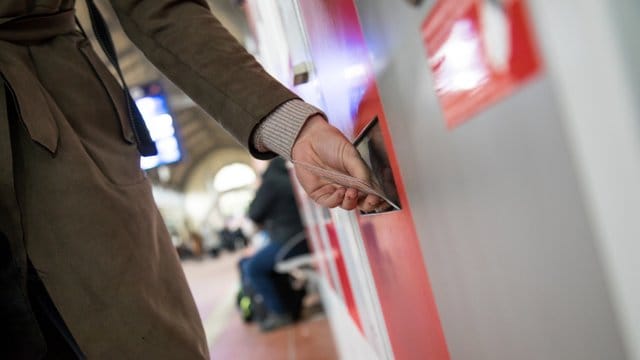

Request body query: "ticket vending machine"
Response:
[246, 0, 640, 359]
[282, 1, 449, 358]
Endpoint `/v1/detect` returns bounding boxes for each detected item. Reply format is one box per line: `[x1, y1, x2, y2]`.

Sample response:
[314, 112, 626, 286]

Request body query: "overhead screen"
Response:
[133, 83, 183, 170]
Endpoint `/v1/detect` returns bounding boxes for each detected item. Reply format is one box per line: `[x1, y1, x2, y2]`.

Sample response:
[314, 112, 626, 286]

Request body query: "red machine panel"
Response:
[326, 222, 363, 331]
[296, 0, 450, 358]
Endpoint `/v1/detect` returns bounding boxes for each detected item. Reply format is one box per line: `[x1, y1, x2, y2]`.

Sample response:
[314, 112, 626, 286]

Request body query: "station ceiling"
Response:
[76, 0, 253, 190]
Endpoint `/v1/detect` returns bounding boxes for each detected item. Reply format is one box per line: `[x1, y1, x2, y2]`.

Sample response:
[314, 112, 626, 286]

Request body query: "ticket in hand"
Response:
[292, 160, 401, 212]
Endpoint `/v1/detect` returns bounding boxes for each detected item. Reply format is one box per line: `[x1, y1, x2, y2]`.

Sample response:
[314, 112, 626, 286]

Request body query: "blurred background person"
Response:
[245, 158, 310, 331]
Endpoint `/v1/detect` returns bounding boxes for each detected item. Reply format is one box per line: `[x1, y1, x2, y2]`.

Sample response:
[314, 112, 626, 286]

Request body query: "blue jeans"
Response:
[245, 241, 308, 315]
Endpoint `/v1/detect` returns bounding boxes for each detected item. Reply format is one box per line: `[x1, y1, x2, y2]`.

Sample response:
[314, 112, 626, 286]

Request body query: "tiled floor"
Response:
[210, 311, 337, 360]
[182, 253, 338, 360]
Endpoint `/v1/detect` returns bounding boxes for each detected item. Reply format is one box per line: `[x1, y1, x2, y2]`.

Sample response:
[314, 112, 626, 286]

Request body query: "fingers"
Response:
[318, 187, 385, 212]
[295, 164, 387, 212]
[341, 145, 372, 184]
[295, 163, 358, 211]
[358, 194, 383, 213]
[312, 184, 346, 208]
[340, 188, 359, 210]
[295, 165, 348, 209]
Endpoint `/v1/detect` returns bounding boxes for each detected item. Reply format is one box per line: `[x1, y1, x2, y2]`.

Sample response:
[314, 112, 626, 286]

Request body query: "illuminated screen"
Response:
[133, 84, 182, 170]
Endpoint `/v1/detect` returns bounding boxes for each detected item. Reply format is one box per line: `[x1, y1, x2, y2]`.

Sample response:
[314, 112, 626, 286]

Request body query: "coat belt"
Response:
[0, 9, 76, 43]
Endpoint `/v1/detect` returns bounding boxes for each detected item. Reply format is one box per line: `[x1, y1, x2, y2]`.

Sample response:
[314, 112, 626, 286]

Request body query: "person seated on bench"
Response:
[246, 158, 310, 332]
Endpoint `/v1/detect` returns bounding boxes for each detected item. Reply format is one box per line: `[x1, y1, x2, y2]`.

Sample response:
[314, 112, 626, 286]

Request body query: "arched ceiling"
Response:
[77, 0, 254, 191]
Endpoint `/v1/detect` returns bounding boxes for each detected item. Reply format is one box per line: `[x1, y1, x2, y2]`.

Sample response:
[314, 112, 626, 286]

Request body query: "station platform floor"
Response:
[182, 253, 339, 359]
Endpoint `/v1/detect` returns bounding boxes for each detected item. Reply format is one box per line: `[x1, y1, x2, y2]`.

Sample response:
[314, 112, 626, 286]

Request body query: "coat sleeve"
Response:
[108, 0, 298, 149]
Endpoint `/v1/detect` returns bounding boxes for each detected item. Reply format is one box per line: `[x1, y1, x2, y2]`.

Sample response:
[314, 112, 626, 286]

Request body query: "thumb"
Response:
[341, 144, 372, 185]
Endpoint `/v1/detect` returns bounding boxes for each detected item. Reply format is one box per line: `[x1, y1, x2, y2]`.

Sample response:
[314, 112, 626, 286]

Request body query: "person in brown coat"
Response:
[0, 0, 383, 358]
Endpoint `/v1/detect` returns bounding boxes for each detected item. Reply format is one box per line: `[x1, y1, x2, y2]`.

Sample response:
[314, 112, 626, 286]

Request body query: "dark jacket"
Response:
[248, 158, 304, 245]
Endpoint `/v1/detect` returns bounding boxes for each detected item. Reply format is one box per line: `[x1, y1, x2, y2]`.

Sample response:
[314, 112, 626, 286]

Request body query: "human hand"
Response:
[291, 115, 385, 211]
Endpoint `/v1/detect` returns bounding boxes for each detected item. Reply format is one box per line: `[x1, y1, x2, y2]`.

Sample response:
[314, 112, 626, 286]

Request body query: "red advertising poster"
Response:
[421, 0, 542, 128]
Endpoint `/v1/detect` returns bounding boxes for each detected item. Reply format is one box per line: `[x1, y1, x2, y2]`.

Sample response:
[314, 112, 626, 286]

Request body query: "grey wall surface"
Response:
[353, 1, 626, 359]
[610, 0, 640, 118]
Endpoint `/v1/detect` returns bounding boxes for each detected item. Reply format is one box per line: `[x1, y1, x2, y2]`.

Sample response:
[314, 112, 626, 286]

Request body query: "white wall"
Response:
[530, 0, 640, 358]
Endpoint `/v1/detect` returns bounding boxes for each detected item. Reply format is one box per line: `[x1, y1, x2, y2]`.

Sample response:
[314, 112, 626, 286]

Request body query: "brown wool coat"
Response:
[0, 1, 295, 358]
